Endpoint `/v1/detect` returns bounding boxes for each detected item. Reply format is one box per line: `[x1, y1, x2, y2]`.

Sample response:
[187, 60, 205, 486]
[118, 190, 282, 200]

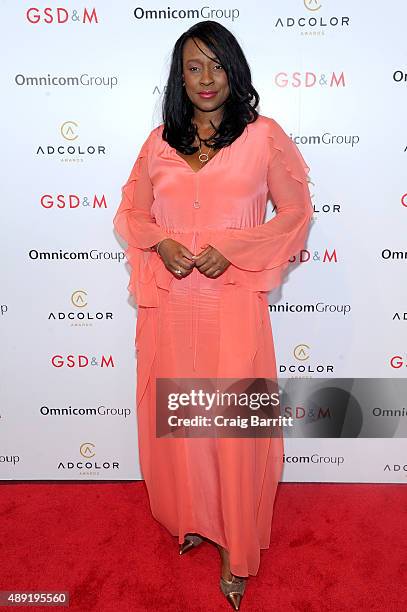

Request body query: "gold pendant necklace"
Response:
[196, 128, 217, 164]
[198, 145, 210, 163]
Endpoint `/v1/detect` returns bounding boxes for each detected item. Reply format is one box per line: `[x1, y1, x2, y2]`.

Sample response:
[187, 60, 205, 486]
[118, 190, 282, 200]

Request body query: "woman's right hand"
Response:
[156, 238, 196, 278]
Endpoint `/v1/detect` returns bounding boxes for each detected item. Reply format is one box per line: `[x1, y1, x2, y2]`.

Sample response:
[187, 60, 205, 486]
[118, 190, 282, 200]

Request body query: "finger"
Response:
[194, 259, 212, 272]
[176, 255, 195, 269]
[171, 261, 190, 274]
[171, 266, 186, 278]
[197, 259, 220, 275]
[193, 251, 213, 266]
[199, 268, 222, 279]
[179, 246, 196, 261]
[192, 246, 212, 262]
[206, 265, 223, 277]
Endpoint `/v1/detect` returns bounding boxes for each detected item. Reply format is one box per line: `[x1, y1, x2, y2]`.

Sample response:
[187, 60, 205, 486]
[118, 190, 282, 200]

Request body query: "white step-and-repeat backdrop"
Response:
[1, 1, 406, 482]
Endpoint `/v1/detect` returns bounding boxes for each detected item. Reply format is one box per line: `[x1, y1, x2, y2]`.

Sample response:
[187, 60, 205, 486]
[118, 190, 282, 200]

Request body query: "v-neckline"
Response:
[174, 147, 222, 175]
[164, 125, 248, 175]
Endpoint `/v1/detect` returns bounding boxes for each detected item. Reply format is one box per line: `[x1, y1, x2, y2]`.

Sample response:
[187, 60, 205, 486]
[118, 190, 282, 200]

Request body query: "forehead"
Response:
[182, 37, 219, 62]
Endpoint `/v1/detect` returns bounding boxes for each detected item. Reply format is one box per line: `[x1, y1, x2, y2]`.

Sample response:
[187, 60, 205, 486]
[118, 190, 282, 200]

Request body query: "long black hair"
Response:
[162, 20, 260, 154]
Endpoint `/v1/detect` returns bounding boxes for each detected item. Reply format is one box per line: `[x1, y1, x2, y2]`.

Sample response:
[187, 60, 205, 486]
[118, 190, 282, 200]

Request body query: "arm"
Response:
[113, 130, 170, 250]
[113, 130, 171, 306]
[207, 118, 313, 273]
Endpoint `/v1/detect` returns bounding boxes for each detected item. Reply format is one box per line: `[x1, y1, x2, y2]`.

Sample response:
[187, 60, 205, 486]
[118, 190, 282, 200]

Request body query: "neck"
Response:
[192, 106, 224, 131]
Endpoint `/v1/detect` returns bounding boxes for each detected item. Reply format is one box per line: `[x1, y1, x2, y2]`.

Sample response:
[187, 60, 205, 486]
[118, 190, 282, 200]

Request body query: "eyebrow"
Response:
[186, 57, 220, 63]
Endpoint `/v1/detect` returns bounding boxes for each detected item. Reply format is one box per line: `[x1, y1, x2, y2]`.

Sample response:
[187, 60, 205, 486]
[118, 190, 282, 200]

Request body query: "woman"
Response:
[113, 20, 313, 610]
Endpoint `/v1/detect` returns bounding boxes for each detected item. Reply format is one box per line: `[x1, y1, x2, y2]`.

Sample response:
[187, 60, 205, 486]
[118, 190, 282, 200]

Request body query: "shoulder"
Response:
[135, 123, 164, 158]
[249, 114, 290, 141]
[149, 123, 164, 142]
[144, 123, 165, 154]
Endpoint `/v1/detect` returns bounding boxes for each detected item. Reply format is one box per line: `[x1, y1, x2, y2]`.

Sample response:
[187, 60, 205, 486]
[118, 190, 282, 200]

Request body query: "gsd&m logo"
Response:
[51, 354, 115, 368]
[289, 248, 338, 264]
[40, 191, 108, 210]
[274, 71, 345, 88]
[26, 7, 99, 24]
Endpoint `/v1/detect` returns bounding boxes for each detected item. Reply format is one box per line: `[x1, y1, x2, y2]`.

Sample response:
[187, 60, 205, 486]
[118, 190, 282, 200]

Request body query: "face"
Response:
[181, 37, 230, 113]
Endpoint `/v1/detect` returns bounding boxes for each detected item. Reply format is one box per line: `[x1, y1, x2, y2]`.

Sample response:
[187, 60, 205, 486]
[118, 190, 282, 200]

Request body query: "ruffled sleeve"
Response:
[113, 129, 171, 306]
[207, 117, 314, 292]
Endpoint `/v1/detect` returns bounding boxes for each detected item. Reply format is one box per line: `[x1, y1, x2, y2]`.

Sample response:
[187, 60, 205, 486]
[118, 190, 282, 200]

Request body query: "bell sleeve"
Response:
[113, 130, 171, 306]
[207, 118, 314, 292]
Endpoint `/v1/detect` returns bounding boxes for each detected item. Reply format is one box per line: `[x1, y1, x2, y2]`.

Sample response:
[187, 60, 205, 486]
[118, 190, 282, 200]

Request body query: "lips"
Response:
[198, 91, 217, 98]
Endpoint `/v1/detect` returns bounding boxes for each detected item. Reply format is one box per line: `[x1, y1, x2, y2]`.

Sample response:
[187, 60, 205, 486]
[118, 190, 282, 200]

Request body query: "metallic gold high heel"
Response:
[179, 534, 204, 555]
[219, 575, 247, 611]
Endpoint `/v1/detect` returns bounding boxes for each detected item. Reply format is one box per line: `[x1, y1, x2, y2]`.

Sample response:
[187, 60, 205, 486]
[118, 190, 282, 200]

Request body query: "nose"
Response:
[200, 65, 214, 85]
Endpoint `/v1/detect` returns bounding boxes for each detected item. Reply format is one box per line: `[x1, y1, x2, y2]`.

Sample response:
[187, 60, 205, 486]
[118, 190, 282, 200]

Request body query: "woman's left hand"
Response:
[192, 245, 231, 278]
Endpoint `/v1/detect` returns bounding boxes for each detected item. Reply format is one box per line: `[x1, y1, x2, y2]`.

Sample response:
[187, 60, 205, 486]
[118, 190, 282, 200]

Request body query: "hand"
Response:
[192, 244, 231, 278]
[156, 238, 196, 278]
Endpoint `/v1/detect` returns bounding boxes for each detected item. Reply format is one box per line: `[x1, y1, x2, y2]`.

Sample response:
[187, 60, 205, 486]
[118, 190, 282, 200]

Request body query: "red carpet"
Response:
[0, 481, 405, 611]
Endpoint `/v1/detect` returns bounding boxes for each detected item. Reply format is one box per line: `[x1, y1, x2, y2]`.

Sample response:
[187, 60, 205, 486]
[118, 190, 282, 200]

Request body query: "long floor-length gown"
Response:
[113, 114, 313, 577]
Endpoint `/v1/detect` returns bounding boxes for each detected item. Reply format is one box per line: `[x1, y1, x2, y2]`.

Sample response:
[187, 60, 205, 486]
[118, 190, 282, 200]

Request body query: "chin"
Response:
[193, 98, 226, 113]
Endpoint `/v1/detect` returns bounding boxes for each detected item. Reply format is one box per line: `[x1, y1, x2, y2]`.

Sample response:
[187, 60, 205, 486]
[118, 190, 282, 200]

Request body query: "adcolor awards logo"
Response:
[301, 176, 342, 217]
[383, 462, 407, 477]
[36, 121, 107, 163]
[57, 443, 120, 477]
[274, 0, 350, 36]
[48, 290, 114, 327]
[392, 309, 407, 322]
[279, 343, 335, 375]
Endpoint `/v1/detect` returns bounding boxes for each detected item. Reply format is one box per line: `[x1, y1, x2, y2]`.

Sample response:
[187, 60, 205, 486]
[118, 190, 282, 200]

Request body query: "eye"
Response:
[189, 66, 200, 72]
[214, 64, 223, 70]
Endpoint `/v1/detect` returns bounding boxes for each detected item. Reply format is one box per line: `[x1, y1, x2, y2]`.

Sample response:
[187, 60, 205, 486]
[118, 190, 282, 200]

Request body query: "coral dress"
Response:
[113, 114, 313, 577]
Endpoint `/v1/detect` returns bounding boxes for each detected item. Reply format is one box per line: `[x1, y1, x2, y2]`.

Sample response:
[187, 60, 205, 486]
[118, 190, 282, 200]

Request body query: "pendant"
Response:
[198, 152, 209, 163]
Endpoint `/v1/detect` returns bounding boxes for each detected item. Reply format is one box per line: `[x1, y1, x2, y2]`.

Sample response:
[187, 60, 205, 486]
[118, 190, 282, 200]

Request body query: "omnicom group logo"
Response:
[15, 73, 118, 89]
[133, 6, 240, 21]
